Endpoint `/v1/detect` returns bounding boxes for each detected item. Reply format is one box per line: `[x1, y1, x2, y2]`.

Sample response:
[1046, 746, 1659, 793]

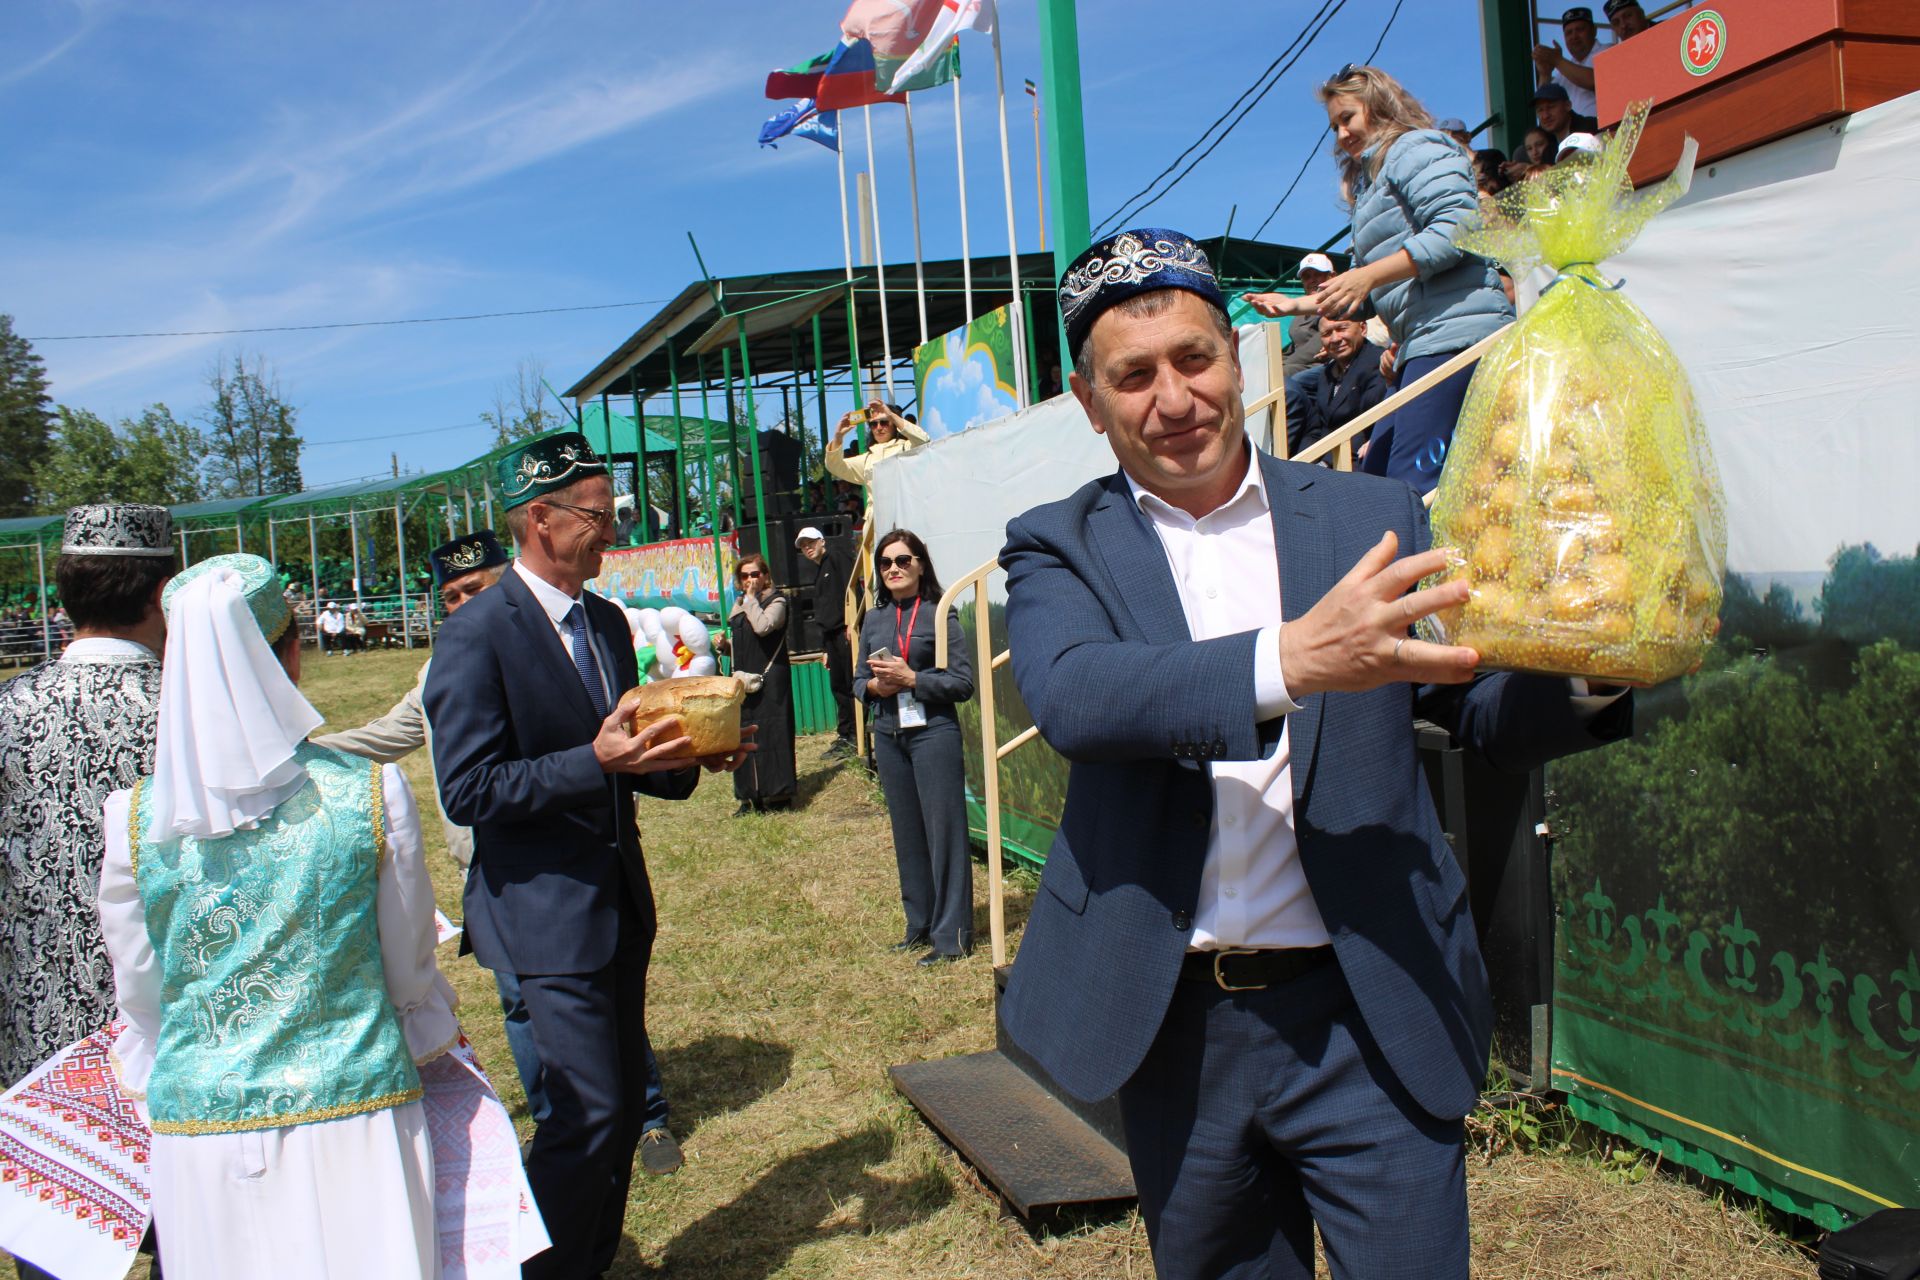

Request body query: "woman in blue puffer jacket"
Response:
[1250, 65, 1512, 492]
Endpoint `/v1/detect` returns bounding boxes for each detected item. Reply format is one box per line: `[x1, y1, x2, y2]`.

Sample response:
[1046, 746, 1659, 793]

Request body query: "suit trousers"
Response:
[1359, 351, 1478, 494]
[872, 719, 974, 956]
[494, 967, 668, 1133]
[1116, 960, 1468, 1280]
[824, 626, 855, 742]
[516, 896, 654, 1280]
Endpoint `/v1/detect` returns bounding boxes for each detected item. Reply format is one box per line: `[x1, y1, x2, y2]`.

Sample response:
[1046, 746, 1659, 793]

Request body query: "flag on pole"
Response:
[888, 38, 960, 93]
[759, 99, 841, 151]
[765, 40, 905, 110]
[885, 0, 997, 92]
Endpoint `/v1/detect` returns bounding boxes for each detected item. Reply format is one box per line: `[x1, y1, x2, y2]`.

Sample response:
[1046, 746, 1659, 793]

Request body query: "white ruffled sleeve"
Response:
[97, 788, 157, 1099]
[376, 764, 461, 1063]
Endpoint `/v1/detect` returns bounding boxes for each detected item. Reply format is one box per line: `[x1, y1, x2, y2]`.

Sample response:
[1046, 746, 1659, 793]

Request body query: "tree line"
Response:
[1, 314, 309, 516]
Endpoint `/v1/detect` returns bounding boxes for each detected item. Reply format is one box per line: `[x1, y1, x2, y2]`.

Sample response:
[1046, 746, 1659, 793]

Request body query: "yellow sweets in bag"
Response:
[1421, 103, 1727, 686]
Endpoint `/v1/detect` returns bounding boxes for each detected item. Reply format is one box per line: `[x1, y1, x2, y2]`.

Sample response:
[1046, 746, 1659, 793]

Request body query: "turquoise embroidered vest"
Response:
[129, 743, 421, 1135]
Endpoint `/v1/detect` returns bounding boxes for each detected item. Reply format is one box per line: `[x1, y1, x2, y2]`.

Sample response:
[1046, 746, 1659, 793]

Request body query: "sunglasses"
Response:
[738, 569, 766, 580]
[1329, 62, 1359, 85]
[878, 554, 918, 570]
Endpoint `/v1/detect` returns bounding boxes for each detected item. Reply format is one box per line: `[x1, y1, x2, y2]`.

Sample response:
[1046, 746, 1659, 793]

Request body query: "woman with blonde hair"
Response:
[1248, 64, 1511, 492]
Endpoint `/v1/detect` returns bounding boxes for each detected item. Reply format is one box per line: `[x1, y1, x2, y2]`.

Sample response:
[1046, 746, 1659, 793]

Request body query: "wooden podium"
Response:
[1594, 0, 1920, 185]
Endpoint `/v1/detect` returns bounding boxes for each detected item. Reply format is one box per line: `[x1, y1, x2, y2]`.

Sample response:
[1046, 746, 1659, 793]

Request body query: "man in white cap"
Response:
[795, 525, 858, 756]
[318, 598, 345, 655]
[1247, 252, 1339, 381]
[0, 504, 173, 1088]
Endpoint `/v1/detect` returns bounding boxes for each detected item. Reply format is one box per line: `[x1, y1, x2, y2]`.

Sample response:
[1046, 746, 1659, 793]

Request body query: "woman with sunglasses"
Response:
[726, 553, 797, 814]
[853, 530, 976, 966]
[1247, 63, 1512, 493]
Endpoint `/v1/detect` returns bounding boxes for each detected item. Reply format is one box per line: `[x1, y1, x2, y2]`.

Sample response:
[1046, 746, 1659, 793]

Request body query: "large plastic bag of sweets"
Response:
[1421, 102, 1727, 686]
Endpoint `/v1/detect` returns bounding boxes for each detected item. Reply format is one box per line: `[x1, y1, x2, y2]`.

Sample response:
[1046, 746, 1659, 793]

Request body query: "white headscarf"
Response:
[148, 565, 324, 839]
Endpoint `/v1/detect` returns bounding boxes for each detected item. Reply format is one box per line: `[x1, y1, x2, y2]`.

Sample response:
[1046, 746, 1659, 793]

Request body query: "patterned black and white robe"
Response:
[0, 646, 161, 1084]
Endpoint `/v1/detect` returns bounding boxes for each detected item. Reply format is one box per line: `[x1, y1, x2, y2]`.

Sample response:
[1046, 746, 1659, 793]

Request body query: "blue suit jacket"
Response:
[424, 566, 696, 977]
[996, 453, 1630, 1119]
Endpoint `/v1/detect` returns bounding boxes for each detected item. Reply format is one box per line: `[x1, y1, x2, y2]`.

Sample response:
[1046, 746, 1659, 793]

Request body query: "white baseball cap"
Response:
[794, 526, 825, 545]
[1298, 253, 1336, 276]
[1556, 132, 1602, 160]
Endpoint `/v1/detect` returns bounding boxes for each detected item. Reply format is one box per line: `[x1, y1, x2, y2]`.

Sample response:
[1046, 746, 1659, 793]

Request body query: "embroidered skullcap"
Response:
[163, 553, 292, 644]
[1059, 228, 1228, 364]
[430, 529, 509, 588]
[60, 503, 174, 557]
[494, 431, 609, 511]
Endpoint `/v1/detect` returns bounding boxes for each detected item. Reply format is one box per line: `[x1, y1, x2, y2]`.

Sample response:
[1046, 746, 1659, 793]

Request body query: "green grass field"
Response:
[10, 647, 1820, 1277]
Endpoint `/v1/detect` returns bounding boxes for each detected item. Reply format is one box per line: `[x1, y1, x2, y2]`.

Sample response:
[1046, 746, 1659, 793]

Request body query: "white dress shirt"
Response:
[1551, 48, 1599, 118]
[512, 559, 615, 709]
[1126, 460, 1328, 951]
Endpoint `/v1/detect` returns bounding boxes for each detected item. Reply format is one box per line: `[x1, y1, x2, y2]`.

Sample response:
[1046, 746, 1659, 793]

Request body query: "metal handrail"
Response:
[846, 520, 878, 760]
[933, 556, 1038, 969]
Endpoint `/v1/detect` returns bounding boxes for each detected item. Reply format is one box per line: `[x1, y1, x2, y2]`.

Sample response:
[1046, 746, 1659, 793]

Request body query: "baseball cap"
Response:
[1556, 131, 1602, 160]
[794, 526, 825, 545]
[1298, 252, 1336, 275]
[1561, 6, 1593, 23]
[1533, 82, 1571, 104]
[1435, 117, 1470, 134]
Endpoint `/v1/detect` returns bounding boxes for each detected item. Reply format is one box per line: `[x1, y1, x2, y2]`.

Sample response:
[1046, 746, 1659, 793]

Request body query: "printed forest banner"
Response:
[588, 535, 737, 616]
[911, 303, 1023, 441]
[1545, 92, 1920, 1229]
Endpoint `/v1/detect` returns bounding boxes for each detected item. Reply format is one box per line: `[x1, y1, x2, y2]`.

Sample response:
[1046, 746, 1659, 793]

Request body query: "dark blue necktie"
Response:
[564, 603, 609, 718]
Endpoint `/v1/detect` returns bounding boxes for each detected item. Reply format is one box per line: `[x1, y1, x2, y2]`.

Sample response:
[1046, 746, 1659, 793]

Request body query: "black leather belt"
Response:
[1179, 946, 1335, 992]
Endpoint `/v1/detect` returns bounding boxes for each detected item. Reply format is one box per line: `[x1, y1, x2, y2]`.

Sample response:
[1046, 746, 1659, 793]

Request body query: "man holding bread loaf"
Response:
[426, 431, 748, 1280]
[995, 229, 1633, 1280]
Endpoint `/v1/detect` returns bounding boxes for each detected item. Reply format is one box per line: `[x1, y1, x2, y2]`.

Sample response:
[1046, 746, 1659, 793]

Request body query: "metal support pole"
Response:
[696, 352, 727, 616]
[812, 312, 829, 501]
[179, 529, 189, 569]
[444, 484, 457, 540]
[1023, 287, 1043, 404]
[738, 330, 770, 556]
[1481, 0, 1540, 155]
[669, 339, 689, 537]
[34, 541, 49, 661]
[348, 511, 363, 605]
[394, 501, 411, 648]
[268, 518, 278, 569]
[234, 516, 244, 554]
[633, 384, 649, 545]
[1037, 0, 1092, 352]
[307, 513, 320, 604]
[722, 345, 742, 531]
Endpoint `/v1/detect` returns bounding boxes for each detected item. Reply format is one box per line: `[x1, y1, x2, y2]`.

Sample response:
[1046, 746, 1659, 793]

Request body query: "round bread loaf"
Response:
[617, 675, 745, 757]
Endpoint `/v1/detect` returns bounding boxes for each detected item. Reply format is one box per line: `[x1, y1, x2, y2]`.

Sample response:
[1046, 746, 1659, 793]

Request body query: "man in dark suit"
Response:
[426, 432, 747, 1279]
[1286, 313, 1389, 459]
[796, 526, 858, 756]
[998, 229, 1631, 1279]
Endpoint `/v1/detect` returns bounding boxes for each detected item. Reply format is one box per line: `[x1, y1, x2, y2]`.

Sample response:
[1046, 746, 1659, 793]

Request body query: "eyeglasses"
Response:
[878, 554, 918, 570]
[544, 499, 615, 527]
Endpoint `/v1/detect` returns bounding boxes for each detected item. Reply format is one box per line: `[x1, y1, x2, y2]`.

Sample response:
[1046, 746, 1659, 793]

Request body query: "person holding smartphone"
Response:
[825, 401, 931, 490]
[853, 529, 976, 965]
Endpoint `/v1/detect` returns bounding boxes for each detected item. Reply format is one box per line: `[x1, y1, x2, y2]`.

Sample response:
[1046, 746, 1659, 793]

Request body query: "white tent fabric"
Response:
[1610, 89, 1920, 580]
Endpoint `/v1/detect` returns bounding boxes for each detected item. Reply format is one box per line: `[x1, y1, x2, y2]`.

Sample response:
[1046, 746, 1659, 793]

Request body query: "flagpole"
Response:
[903, 96, 931, 345]
[835, 120, 865, 420]
[953, 69, 973, 321]
[863, 104, 897, 401]
[990, 17, 1027, 407]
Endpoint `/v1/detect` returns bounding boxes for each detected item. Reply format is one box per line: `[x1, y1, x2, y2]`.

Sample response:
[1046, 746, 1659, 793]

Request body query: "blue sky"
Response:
[1, 0, 1493, 488]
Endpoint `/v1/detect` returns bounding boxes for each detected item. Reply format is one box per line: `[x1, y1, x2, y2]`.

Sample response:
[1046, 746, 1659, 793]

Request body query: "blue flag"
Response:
[758, 98, 840, 152]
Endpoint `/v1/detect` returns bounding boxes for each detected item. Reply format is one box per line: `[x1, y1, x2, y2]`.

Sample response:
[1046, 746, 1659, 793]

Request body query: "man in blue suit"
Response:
[997, 229, 1632, 1279]
[426, 432, 748, 1279]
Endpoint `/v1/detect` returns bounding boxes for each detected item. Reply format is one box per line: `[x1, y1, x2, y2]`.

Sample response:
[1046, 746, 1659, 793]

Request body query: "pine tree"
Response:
[0, 315, 55, 516]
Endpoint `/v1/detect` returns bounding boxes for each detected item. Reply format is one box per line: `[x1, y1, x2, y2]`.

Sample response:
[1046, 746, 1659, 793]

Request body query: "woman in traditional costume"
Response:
[96, 553, 457, 1280]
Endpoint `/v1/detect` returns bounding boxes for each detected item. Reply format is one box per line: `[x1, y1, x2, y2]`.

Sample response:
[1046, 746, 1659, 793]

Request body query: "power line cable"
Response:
[301, 420, 493, 449]
[1091, 0, 1341, 237]
[1247, 0, 1410, 246]
[27, 298, 673, 342]
[1094, 0, 1350, 238]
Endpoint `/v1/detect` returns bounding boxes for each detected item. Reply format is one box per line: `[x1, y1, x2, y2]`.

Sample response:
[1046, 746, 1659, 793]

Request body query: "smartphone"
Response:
[868, 647, 893, 664]
[848, 407, 869, 426]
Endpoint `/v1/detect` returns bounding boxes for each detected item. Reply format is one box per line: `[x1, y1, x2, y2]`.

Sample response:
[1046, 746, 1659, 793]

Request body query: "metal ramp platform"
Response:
[889, 1050, 1134, 1216]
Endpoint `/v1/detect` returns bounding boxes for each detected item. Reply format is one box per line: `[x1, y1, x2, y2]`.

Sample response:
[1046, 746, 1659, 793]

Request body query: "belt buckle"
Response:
[1213, 947, 1267, 993]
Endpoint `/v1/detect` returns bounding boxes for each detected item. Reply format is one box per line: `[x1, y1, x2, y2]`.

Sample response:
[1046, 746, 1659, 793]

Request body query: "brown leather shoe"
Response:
[640, 1127, 683, 1176]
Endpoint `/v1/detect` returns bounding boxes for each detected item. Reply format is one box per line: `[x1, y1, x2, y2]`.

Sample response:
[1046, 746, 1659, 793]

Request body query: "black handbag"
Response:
[1821, 1209, 1920, 1280]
